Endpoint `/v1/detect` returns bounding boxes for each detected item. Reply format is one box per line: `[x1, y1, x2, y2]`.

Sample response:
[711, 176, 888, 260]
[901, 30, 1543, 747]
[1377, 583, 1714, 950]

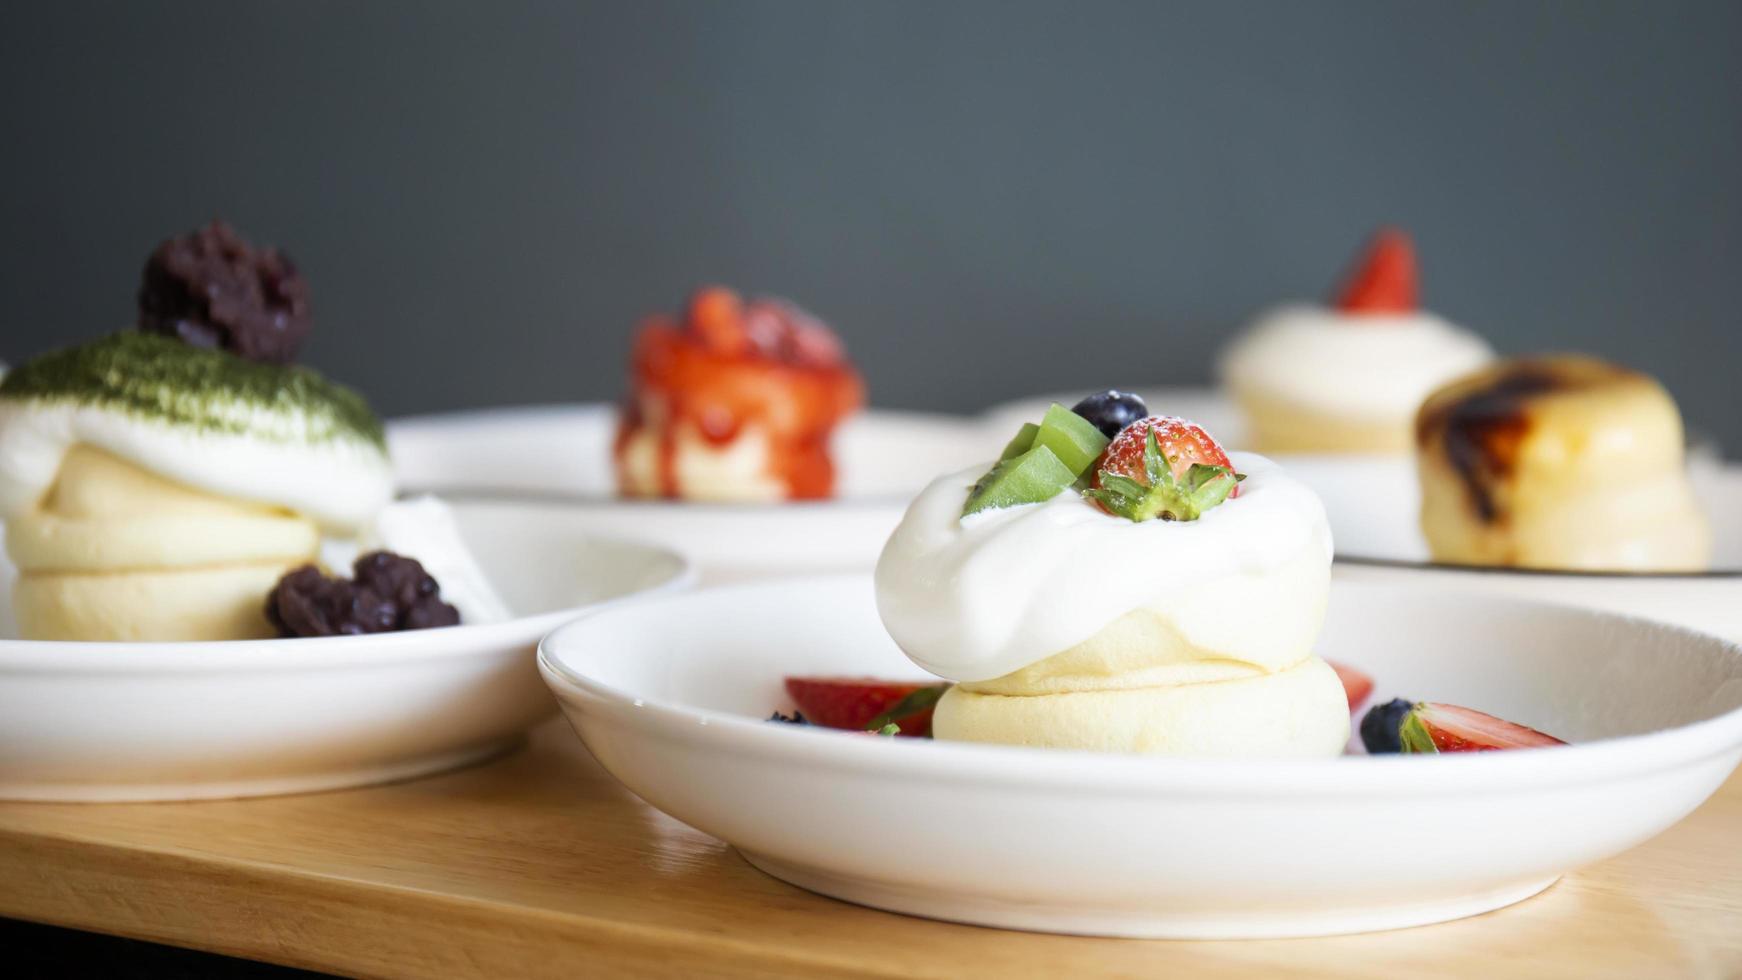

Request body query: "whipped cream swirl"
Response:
[0, 401, 392, 533]
[875, 453, 1331, 683]
[0, 333, 392, 533]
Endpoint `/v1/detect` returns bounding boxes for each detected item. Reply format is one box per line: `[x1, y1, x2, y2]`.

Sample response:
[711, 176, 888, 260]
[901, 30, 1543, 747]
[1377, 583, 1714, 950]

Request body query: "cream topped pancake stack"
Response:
[1415, 354, 1710, 572]
[1221, 229, 1493, 454]
[0, 222, 415, 641]
[614, 287, 864, 502]
[876, 391, 1348, 757]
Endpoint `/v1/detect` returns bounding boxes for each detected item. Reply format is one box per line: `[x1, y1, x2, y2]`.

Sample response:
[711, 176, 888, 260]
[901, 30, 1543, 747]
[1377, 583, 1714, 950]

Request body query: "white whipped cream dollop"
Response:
[0, 401, 393, 534]
[874, 453, 1332, 683]
[1220, 305, 1492, 420]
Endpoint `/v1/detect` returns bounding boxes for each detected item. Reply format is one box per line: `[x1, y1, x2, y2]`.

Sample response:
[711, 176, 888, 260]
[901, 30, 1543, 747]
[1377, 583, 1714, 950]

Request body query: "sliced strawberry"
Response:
[686, 285, 750, 355]
[1362, 698, 1565, 753]
[1085, 416, 1243, 522]
[783, 677, 949, 736]
[1335, 227, 1417, 314]
[740, 299, 790, 355]
[1411, 702, 1566, 752]
[1327, 660, 1373, 710]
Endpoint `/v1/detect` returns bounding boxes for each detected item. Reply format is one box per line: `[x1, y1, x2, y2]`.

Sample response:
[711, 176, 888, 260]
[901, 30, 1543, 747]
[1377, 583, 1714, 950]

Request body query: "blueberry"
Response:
[1070, 390, 1149, 438]
[1359, 698, 1415, 754]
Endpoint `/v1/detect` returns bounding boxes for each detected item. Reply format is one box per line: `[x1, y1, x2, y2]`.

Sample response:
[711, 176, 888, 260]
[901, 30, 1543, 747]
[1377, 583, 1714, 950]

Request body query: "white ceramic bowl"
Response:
[388, 404, 998, 580]
[0, 500, 691, 802]
[540, 575, 1742, 939]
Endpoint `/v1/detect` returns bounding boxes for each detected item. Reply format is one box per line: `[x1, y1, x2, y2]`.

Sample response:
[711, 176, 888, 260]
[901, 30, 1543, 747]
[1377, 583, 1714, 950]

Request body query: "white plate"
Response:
[539, 576, 1742, 939]
[387, 405, 998, 580]
[0, 500, 691, 802]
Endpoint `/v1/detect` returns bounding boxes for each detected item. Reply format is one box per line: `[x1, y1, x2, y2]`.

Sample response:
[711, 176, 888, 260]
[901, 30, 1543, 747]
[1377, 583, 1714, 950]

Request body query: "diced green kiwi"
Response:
[999, 422, 1040, 461]
[1032, 403, 1110, 478]
[961, 444, 1076, 517]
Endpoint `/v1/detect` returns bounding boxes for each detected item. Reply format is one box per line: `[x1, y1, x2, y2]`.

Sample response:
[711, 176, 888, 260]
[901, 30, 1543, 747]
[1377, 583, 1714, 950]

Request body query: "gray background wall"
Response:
[3, 1, 1738, 448]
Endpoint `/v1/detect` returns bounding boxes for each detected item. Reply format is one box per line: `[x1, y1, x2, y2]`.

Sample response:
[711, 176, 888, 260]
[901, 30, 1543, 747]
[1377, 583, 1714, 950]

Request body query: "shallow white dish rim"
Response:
[538, 576, 1742, 796]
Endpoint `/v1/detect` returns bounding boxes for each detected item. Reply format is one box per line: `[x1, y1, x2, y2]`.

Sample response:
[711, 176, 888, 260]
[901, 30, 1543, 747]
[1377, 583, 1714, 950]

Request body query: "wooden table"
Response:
[1, 719, 1738, 980]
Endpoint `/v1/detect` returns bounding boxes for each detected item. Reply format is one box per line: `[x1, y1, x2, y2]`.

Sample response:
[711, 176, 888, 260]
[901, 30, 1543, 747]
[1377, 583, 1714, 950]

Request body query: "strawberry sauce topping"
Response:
[1335, 227, 1418, 314]
[615, 287, 864, 499]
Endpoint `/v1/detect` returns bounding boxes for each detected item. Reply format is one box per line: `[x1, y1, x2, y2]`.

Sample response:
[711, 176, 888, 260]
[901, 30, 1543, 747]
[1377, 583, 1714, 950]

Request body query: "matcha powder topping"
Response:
[0, 332, 386, 449]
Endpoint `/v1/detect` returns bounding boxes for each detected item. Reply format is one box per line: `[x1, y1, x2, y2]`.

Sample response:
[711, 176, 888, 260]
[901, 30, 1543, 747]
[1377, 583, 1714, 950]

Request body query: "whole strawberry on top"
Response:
[877, 390, 1344, 758]
[1085, 416, 1244, 523]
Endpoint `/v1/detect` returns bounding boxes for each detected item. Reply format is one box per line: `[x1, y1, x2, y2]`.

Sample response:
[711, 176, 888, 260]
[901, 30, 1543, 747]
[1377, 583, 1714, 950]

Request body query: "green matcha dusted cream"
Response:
[0, 332, 393, 533]
[0, 332, 384, 449]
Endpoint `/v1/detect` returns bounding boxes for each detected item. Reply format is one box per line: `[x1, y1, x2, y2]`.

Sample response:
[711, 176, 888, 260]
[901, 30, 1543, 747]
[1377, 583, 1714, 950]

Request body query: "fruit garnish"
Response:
[1409, 702, 1567, 752]
[999, 422, 1040, 461]
[1070, 390, 1149, 439]
[675, 285, 850, 368]
[1361, 698, 1566, 754]
[1084, 416, 1243, 522]
[1359, 698, 1414, 753]
[767, 710, 810, 725]
[687, 286, 749, 356]
[871, 723, 901, 736]
[1327, 660, 1374, 710]
[1032, 403, 1111, 475]
[864, 684, 950, 732]
[1335, 227, 1417, 314]
[962, 444, 1077, 517]
[965, 402, 1126, 517]
[783, 677, 950, 737]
